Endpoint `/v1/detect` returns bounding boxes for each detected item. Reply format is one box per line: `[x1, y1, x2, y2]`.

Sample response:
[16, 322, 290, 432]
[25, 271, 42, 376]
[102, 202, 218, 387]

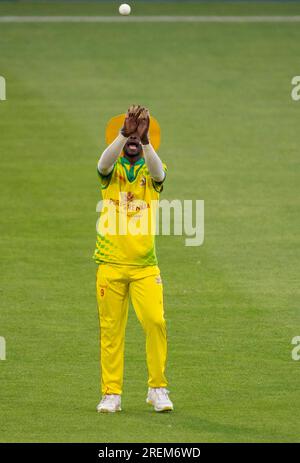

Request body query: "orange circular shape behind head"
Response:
[105, 113, 161, 151]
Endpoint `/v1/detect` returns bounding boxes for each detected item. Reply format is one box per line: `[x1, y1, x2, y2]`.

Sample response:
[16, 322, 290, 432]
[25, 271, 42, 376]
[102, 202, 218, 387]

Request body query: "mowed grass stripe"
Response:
[1, 15, 300, 23]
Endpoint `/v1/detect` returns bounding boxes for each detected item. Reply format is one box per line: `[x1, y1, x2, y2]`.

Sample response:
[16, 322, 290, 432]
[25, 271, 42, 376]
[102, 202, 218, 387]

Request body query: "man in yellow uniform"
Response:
[94, 105, 173, 413]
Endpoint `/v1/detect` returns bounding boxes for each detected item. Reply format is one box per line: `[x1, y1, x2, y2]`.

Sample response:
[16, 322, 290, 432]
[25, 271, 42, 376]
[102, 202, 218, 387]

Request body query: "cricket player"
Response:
[94, 105, 173, 413]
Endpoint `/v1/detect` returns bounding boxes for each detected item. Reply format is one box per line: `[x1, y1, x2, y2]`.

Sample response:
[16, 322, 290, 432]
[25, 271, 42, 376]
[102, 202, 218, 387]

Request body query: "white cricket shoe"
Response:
[146, 387, 174, 412]
[96, 394, 121, 413]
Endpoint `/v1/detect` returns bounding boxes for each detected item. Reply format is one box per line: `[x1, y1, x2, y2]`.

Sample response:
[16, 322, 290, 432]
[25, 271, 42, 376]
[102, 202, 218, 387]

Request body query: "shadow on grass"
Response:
[94, 407, 293, 443]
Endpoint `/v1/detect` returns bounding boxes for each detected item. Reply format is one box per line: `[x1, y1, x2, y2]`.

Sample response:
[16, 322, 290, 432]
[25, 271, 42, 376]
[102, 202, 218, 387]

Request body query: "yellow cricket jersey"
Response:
[93, 156, 167, 266]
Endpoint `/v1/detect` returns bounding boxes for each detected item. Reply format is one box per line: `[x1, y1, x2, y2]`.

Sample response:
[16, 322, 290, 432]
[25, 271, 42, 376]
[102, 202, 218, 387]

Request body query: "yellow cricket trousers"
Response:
[96, 263, 168, 395]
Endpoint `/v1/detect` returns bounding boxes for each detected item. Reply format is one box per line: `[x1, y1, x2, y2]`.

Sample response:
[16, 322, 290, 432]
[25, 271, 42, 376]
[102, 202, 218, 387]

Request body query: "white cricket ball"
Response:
[119, 3, 131, 16]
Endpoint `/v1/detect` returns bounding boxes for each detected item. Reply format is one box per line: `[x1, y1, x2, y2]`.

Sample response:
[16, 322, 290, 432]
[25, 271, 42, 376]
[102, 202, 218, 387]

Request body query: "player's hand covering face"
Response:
[137, 108, 150, 145]
[121, 105, 143, 137]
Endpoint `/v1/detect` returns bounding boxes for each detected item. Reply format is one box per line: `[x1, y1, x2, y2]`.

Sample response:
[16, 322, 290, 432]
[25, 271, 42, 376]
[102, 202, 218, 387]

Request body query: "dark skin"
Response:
[121, 105, 150, 164]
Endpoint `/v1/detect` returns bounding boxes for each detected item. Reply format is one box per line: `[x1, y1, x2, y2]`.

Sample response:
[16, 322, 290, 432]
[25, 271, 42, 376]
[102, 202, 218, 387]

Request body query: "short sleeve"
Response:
[97, 165, 114, 190]
[152, 162, 167, 193]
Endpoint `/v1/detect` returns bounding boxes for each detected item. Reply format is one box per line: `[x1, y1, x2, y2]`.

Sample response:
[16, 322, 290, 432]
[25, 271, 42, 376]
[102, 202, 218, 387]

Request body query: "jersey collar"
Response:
[120, 156, 145, 167]
[120, 156, 145, 182]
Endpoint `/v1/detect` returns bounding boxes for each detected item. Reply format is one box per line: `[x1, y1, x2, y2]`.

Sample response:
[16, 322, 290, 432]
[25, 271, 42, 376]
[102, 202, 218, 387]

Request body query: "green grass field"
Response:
[1, 1, 300, 443]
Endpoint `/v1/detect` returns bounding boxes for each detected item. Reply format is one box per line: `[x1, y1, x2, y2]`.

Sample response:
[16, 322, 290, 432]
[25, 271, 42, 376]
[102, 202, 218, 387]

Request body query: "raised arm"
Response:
[97, 133, 127, 176]
[98, 105, 143, 175]
[142, 143, 165, 183]
[137, 109, 165, 183]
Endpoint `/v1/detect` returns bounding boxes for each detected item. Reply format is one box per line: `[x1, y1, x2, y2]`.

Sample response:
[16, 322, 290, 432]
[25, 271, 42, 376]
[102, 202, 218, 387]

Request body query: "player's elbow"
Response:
[152, 171, 165, 183]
